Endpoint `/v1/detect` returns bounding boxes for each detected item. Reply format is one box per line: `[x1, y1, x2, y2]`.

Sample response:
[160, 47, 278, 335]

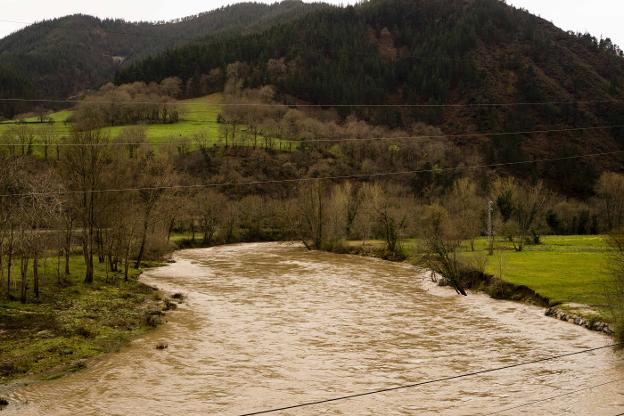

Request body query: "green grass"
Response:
[1, 93, 297, 153]
[462, 235, 613, 308]
[0, 94, 223, 146]
[0, 255, 161, 383]
[102, 94, 223, 143]
[348, 235, 615, 313]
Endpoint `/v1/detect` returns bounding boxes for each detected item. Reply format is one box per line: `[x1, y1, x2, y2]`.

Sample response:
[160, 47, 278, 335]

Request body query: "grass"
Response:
[464, 236, 613, 308]
[348, 235, 615, 315]
[0, 94, 223, 147]
[0, 255, 162, 384]
[102, 94, 223, 143]
[1, 93, 297, 154]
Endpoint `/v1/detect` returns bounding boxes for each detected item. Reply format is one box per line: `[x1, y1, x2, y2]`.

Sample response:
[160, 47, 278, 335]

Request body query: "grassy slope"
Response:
[349, 235, 613, 313]
[0, 256, 163, 384]
[0, 94, 223, 146]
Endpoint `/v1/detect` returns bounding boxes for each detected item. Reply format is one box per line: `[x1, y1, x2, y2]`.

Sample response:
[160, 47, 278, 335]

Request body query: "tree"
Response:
[133, 152, 176, 268]
[418, 203, 467, 296]
[364, 183, 410, 258]
[195, 190, 226, 245]
[607, 230, 624, 344]
[445, 178, 484, 251]
[296, 181, 327, 250]
[492, 178, 548, 252]
[596, 172, 624, 231]
[60, 129, 112, 283]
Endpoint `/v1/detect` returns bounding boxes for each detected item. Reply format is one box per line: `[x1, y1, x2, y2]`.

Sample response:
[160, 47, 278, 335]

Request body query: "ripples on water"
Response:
[2, 243, 623, 415]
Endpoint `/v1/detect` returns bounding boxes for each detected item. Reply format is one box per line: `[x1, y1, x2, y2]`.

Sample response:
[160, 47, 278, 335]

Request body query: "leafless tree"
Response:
[596, 172, 624, 231]
[60, 129, 112, 283]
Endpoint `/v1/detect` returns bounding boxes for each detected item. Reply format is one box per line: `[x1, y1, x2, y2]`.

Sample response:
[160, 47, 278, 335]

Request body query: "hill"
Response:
[115, 0, 624, 195]
[0, 0, 329, 118]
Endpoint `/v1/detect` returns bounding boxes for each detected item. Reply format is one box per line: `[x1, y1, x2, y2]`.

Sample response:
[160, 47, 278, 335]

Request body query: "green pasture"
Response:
[0, 94, 223, 146]
[0, 93, 296, 153]
[0, 254, 156, 383]
[349, 235, 615, 311]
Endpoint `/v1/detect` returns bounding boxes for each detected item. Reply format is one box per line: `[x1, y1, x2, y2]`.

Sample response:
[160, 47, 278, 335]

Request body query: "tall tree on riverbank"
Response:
[60, 129, 112, 283]
[607, 229, 624, 344]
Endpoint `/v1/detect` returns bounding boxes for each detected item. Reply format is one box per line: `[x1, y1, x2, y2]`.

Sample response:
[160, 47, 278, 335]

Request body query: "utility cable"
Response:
[0, 125, 621, 147]
[234, 343, 620, 416]
[0, 150, 622, 198]
[1, 97, 623, 108]
[483, 376, 624, 415]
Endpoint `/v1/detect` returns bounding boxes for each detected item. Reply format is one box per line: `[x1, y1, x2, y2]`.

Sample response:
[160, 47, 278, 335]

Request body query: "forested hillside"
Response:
[115, 0, 624, 194]
[0, 0, 328, 117]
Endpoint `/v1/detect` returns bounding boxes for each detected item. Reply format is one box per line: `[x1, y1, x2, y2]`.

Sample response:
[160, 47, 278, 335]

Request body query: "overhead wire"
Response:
[1, 150, 622, 199]
[1, 97, 623, 107]
[483, 376, 624, 415]
[0, 125, 622, 147]
[233, 343, 621, 416]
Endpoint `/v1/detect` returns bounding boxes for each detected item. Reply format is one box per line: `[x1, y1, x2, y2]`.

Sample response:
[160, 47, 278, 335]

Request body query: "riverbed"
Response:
[3, 243, 623, 415]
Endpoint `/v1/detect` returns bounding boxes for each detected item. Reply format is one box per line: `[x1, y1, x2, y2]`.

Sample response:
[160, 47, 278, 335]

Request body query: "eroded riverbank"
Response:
[2, 243, 622, 415]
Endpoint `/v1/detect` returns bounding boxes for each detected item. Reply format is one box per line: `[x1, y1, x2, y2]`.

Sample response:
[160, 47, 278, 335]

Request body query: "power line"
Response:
[0, 125, 621, 147]
[1, 97, 623, 108]
[234, 343, 620, 416]
[483, 376, 624, 415]
[1, 150, 622, 198]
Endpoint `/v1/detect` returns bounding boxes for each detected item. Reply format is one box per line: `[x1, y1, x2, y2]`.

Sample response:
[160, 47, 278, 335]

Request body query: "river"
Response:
[3, 243, 623, 415]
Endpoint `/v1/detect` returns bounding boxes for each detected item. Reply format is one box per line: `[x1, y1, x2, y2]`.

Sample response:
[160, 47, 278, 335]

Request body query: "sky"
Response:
[0, 0, 622, 46]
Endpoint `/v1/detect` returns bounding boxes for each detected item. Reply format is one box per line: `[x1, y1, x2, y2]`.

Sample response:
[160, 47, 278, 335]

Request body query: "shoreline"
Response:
[0, 239, 614, 397]
[0, 265, 178, 390]
[337, 244, 615, 337]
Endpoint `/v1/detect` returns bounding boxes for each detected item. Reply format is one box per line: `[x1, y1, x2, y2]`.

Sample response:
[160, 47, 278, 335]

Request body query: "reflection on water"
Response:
[2, 243, 623, 415]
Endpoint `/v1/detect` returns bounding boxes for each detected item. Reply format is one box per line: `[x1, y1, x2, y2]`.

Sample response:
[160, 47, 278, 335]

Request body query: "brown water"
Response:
[2, 242, 623, 415]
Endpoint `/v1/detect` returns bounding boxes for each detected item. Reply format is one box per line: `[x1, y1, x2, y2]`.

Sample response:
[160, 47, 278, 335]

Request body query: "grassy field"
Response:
[0, 255, 168, 383]
[464, 236, 613, 308]
[0, 94, 224, 146]
[349, 235, 615, 312]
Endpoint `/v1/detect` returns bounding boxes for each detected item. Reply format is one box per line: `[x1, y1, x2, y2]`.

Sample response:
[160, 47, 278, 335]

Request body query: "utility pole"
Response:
[488, 200, 494, 256]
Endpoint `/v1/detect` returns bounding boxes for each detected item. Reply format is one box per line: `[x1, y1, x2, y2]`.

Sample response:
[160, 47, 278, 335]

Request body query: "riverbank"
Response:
[342, 236, 616, 335]
[3, 243, 620, 415]
[0, 256, 177, 386]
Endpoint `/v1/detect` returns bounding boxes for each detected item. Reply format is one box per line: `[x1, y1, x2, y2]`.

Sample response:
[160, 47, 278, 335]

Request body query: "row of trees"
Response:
[0, 132, 177, 302]
[72, 79, 182, 128]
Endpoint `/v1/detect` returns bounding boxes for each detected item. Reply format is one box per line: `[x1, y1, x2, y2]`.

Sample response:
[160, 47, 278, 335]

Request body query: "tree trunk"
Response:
[96, 228, 105, 263]
[167, 218, 175, 243]
[20, 256, 29, 304]
[6, 243, 13, 299]
[64, 223, 72, 275]
[33, 252, 39, 301]
[134, 218, 149, 269]
[84, 192, 95, 284]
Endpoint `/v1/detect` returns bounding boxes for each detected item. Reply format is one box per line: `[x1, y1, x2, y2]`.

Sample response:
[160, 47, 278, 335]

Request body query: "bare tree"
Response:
[607, 230, 624, 343]
[365, 183, 410, 258]
[418, 203, 467, 296]
[133, 153, 176, 268]
[492, 178, 548, 252]
[445, 178, 484, 251]
[596, 172, 624, 231]
[296, 181, 327, 250]
[195, 190, 226, 245]
[60, 129, 112, 283]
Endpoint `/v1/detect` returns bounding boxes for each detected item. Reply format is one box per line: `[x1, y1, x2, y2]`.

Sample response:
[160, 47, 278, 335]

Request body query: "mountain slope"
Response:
[115, 0, 624, 195]
[0, 0, 328, 117]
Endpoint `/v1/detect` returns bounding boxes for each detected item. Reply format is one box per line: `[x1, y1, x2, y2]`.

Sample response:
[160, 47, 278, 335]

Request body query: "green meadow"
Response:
[0, 256, 164, 383]
[0, 94, 224, 146]
[349, 235, 615, 314]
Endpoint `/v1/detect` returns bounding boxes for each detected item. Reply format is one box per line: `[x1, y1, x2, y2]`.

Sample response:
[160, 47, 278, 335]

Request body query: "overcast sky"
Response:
[1, 0, 622, 46]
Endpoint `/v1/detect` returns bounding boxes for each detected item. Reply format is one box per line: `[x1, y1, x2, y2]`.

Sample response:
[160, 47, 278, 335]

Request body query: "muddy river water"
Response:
[3, 243, 623, 415]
